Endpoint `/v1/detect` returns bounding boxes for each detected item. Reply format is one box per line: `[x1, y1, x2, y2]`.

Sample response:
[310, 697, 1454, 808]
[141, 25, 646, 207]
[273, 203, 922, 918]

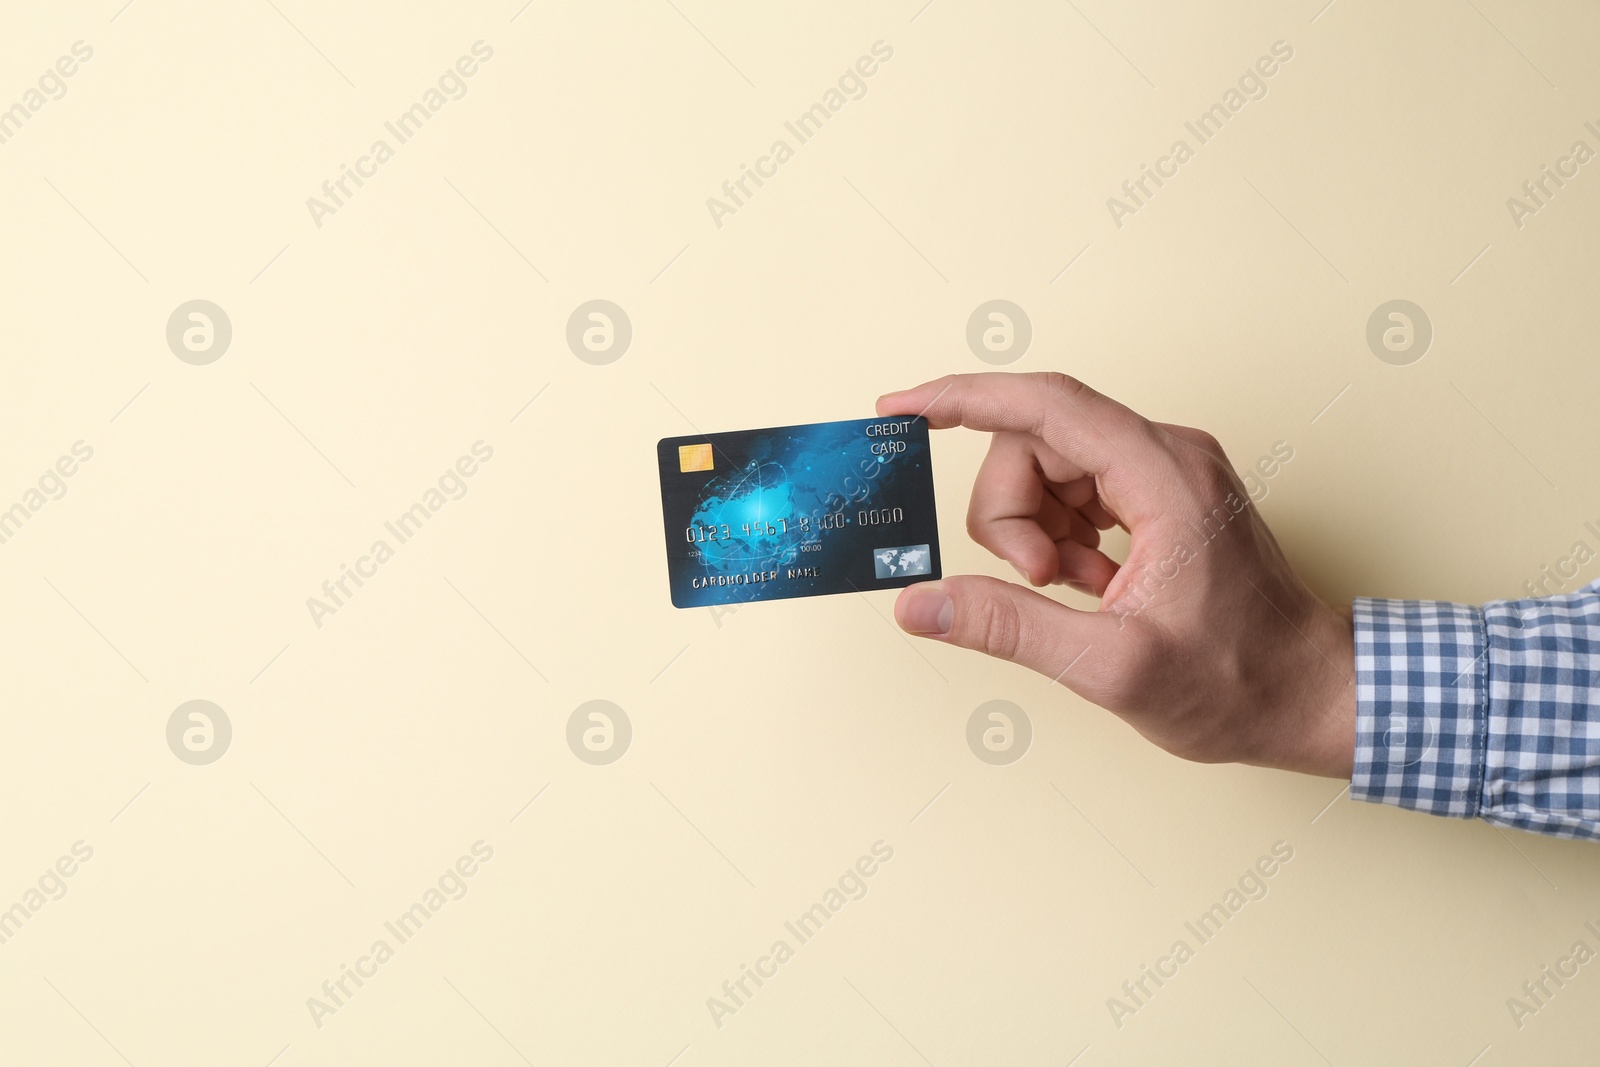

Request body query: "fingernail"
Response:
[900, 584, 952, 635]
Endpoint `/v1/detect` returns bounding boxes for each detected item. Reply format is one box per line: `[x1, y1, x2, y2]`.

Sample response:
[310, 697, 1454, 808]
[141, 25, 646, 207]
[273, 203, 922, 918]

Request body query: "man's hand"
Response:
[877, 372, 1355, 779]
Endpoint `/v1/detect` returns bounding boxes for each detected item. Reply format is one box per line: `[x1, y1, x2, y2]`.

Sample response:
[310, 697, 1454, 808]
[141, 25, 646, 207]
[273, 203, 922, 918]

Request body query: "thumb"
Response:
[894, 575, 1119, 691]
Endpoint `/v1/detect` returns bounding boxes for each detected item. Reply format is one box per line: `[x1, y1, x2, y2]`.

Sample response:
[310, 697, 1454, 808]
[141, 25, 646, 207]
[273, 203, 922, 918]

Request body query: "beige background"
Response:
[2, 0, 1598, 1063]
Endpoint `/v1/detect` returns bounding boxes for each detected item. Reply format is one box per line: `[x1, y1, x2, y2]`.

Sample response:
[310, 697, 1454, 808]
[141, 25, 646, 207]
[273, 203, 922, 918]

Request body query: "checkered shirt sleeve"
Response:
[1352, 580, 1600, 840]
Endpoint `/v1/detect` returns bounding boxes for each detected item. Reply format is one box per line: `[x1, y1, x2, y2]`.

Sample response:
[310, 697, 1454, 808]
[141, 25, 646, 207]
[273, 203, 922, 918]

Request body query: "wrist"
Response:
[1289, 602, 1357, 778]
[1249, 599, 1357, 779]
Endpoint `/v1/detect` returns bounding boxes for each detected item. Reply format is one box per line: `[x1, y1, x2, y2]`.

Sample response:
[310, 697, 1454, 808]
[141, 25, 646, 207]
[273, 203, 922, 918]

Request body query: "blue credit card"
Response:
[657, 416, 942, 608]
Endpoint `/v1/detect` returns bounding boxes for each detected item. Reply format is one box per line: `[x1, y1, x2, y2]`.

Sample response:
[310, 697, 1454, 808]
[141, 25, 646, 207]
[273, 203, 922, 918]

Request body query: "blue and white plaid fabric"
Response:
[1353, 580, 1600, 840]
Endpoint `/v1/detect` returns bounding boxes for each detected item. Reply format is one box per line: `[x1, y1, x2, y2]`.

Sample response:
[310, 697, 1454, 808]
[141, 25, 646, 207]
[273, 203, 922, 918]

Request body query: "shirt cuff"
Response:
[1476, 586, 1600, 839]
[1351, 597, 1487, 819]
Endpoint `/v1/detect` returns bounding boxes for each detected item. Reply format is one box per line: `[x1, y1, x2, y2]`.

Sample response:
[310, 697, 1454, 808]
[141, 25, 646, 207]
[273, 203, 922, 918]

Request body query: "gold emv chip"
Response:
[678, 443, 714, 472]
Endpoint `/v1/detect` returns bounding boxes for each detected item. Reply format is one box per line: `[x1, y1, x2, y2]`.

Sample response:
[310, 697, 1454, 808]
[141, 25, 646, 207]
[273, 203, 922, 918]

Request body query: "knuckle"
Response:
[1035, 371, 1088, 401]
[1038, 371, 1155, 444]
[1193, 454, 1238, 498]
[1029, 372, 1086, 441]
[961, 586, 1023, 661]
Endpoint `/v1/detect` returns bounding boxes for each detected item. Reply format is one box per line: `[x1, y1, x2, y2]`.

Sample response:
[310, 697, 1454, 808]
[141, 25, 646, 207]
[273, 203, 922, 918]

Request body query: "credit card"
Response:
[657, 416, 942, 608]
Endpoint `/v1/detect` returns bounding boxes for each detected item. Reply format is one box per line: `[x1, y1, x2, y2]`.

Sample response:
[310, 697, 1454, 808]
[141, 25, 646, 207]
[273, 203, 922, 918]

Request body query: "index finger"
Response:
[877, 372, 1167, 506]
